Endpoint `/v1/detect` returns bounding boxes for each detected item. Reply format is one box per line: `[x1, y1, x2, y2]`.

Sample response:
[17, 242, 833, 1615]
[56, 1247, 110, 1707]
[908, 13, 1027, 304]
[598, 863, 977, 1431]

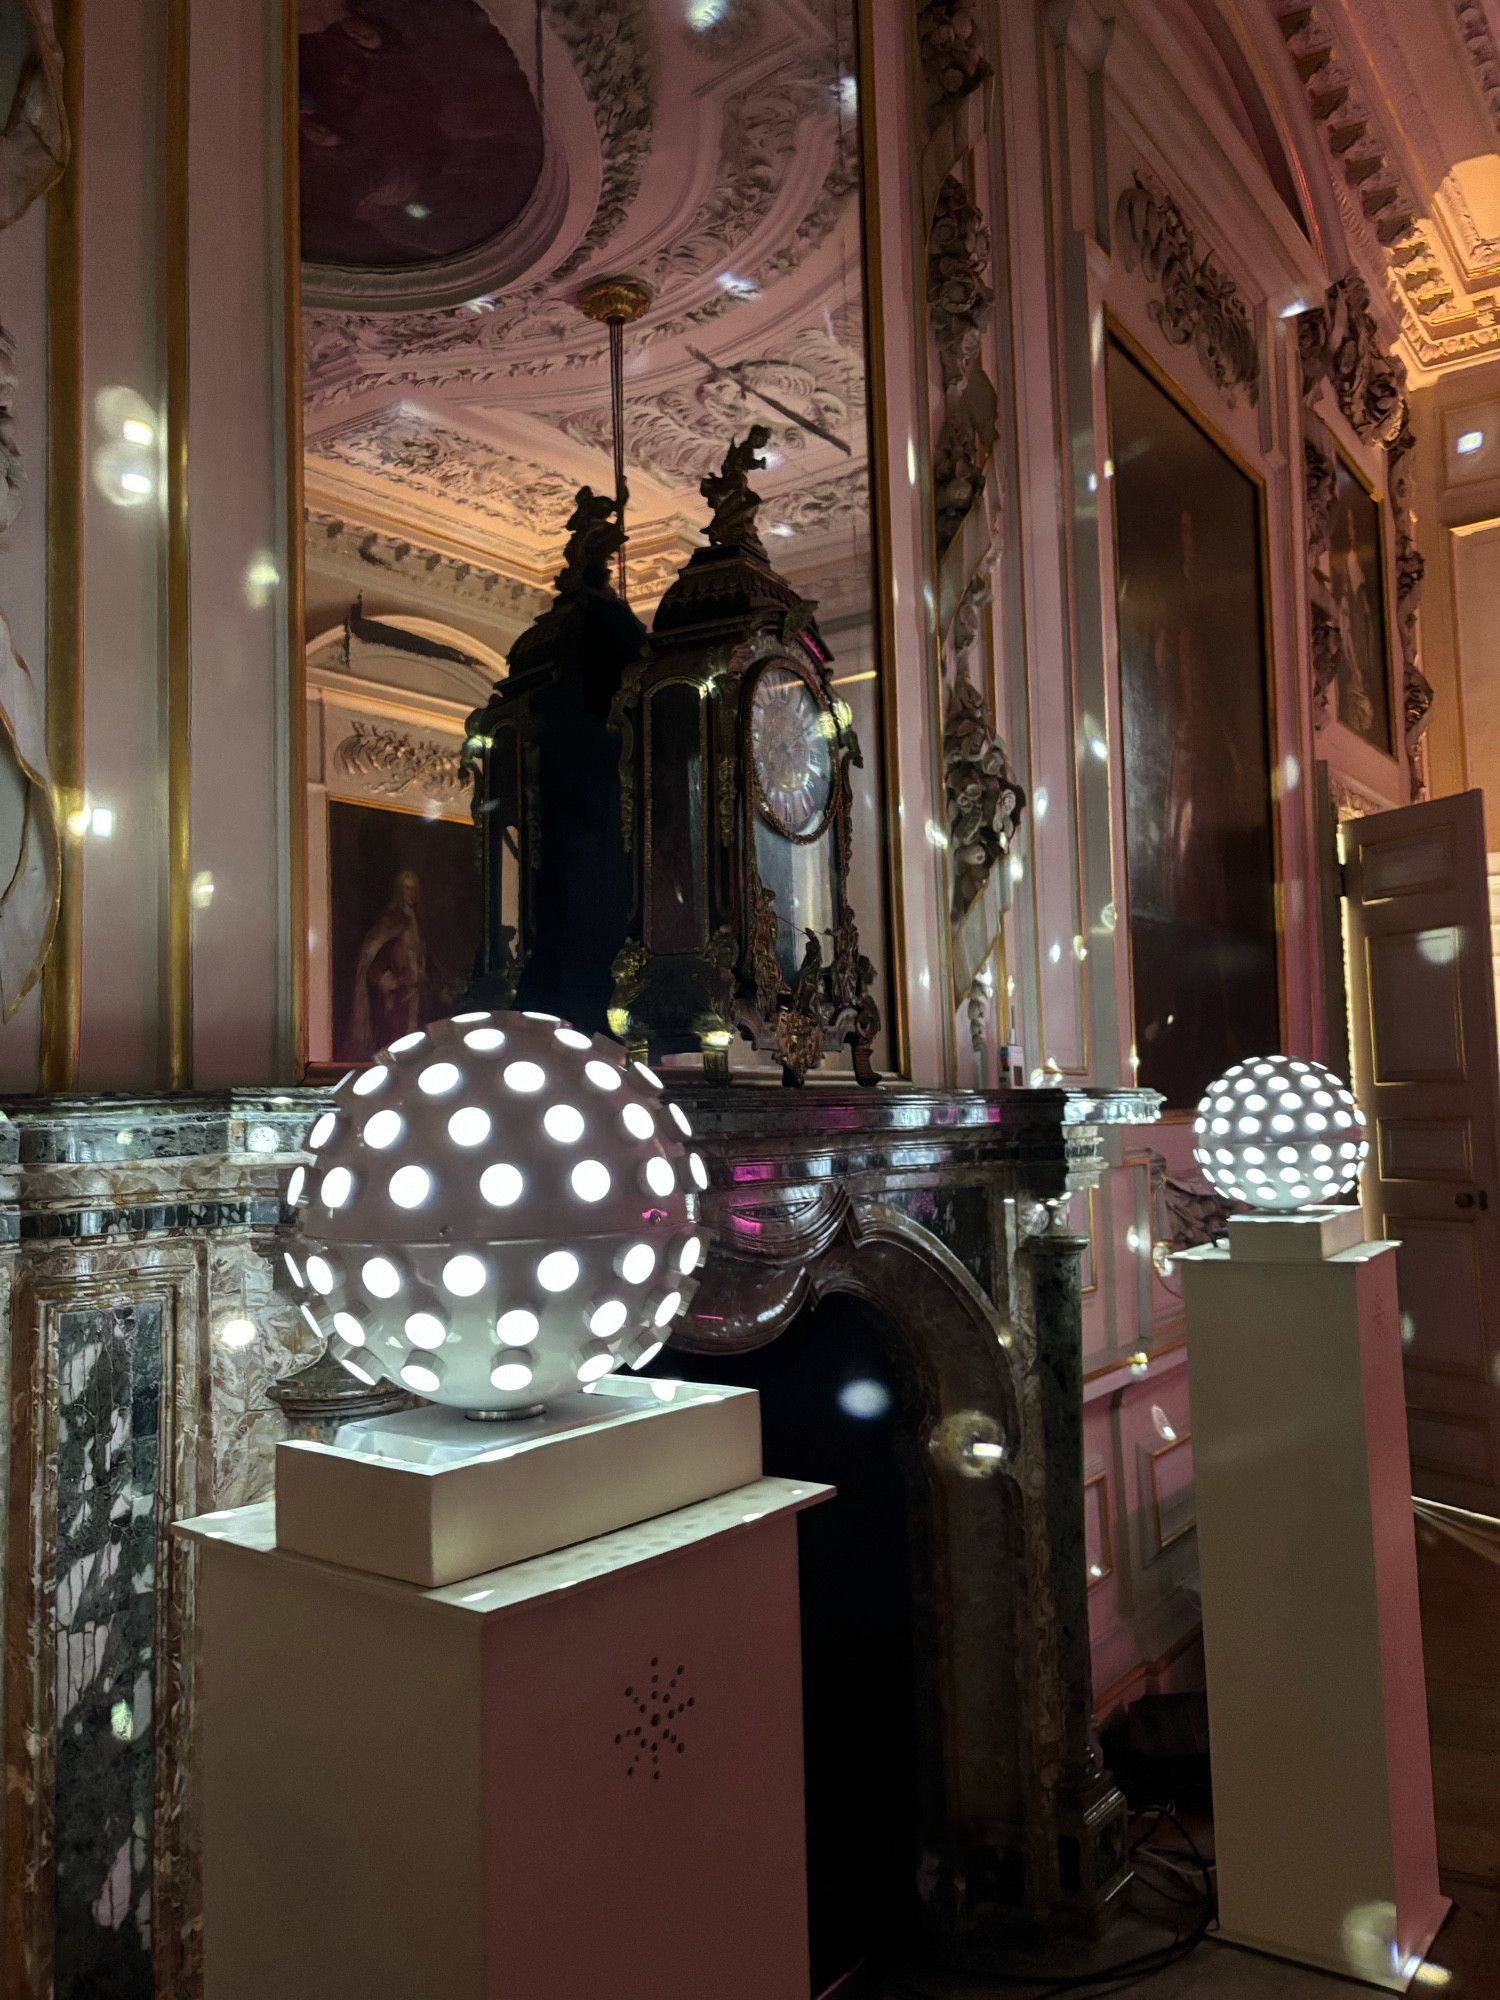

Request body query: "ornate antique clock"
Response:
[463, 489, 646, 1029]
[609, 427, 879, 1084]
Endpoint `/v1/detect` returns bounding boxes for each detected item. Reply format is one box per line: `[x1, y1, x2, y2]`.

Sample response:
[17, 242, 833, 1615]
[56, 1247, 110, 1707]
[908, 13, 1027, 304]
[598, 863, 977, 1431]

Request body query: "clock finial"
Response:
[701, 425, 772, 555]
[555, 484, 627, 595]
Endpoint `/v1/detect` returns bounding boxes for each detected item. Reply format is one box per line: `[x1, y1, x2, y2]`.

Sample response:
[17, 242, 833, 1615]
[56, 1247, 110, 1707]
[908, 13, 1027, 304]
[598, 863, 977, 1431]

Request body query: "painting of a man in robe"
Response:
[329, 800, 481, 1062]
[1328, 452, 1391, 753]
[1107, 342, 1280, 1108]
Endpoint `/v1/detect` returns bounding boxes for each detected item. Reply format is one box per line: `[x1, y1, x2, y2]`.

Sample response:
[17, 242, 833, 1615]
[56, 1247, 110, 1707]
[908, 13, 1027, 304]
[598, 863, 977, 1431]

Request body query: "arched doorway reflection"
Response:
[649, 1294, 922, 1996]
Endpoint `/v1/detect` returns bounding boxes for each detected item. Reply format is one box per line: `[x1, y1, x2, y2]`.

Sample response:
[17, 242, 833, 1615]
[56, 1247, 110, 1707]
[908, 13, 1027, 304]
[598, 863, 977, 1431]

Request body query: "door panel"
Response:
[1344, 789, 1500, 1515]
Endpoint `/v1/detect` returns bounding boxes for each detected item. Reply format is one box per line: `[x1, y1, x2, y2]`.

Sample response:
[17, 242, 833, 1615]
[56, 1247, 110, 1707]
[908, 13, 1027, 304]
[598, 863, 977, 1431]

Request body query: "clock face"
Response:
[748, 661, 835, 839]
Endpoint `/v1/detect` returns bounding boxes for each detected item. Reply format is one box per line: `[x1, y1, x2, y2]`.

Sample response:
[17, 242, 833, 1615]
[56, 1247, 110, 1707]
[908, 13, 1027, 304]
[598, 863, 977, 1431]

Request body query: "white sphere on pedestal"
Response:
[284, 1012, 709, 1415]
[1193, 1056, 1368, 1210]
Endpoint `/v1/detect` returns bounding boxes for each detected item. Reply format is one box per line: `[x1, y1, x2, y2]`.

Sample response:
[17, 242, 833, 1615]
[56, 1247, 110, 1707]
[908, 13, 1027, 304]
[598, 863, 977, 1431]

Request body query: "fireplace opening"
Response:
[651, 1294, 922, 1994]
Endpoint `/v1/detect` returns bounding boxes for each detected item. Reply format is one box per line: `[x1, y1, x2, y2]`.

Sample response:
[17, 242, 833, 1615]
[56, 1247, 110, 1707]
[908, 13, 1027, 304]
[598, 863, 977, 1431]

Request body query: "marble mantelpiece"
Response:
[0, 1077, 1158, 1996]
[667, 1080, 1160, 1951]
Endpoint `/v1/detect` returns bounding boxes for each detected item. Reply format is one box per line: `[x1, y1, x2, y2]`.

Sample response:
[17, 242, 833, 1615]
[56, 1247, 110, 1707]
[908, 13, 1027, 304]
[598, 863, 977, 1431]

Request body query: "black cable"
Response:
[880, 1804, 1217, 2000]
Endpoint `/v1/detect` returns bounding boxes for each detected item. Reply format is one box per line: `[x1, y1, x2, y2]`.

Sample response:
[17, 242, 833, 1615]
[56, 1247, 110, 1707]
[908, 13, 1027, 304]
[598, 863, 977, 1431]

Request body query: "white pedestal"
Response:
[179, 1471, 829, 2000]
[275, 1376, 762, 1586]
[1179, 1213, 1448, 1991]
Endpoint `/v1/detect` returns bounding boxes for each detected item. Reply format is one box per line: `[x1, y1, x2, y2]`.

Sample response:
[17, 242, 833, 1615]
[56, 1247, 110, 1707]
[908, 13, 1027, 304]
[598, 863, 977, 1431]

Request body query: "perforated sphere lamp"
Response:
[283, 1011, 709, 1416]
[1192, 1055, 1368, 1210]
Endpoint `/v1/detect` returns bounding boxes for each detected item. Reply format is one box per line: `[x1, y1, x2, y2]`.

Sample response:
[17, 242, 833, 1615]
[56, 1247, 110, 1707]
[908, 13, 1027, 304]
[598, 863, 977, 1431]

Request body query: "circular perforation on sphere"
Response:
[285, 1013, 710, 1413]
[1193, 1056, 1369, 1211]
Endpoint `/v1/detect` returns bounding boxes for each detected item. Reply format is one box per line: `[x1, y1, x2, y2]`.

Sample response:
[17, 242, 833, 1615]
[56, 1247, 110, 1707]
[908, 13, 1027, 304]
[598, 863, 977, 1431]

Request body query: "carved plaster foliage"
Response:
[544, 0, 655, 283]
[1294, 272, 1406, 446]
[914, 2, 1018, 1041]
[311, 410, 578, 534]
[1388, 422, 1434, 780]
[943, 590, 1026, 1007]
[1115, 174, 1259, 408]
[0, 0, 67, 227]
[1297, 277, 1433, 790]
[1272, 0, 1500, 370]
[334, 719, 467, 802]
[917, 0, 992, 124]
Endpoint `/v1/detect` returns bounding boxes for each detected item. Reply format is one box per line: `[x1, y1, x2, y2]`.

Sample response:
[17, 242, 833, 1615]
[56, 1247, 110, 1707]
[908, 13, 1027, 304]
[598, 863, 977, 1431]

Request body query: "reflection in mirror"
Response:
[299, 0, 886, 1071]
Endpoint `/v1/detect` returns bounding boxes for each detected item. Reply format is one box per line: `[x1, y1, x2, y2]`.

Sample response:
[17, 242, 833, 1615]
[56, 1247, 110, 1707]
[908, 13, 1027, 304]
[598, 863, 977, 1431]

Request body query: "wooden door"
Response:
[1344, 789, 1500, 1516]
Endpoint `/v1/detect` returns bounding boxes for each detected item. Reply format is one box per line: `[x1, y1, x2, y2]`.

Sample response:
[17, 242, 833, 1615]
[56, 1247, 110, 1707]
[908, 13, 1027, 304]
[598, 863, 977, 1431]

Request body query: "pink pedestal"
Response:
[1180, 1216, 1448, 1990]
[180, 1478, 827, 2000]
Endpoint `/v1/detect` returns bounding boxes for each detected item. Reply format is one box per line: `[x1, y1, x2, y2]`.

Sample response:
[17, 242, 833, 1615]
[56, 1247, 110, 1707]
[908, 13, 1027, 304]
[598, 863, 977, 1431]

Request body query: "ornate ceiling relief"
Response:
[1115, 173, 1259, 406]
[310, 410, 579, 533]
[1271, 0, 1500, 370]
[306, 511, 549, 621]
[1449, 0, 1500, 142]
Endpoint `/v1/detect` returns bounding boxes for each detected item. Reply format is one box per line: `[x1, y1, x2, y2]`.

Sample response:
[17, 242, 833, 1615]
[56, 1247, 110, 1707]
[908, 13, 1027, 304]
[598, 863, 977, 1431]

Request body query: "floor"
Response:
[872, 1502, 1500, 1999]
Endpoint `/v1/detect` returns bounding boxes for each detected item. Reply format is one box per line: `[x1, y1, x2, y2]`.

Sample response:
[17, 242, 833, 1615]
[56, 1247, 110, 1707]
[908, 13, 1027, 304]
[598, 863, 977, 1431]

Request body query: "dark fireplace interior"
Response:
[651, 1296, 922, 1995]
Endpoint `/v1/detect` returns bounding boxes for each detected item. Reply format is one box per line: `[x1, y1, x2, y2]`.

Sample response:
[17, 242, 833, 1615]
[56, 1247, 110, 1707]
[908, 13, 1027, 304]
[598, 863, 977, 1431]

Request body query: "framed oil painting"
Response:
[328, 799, 481, 1063]
[1327, 450, 1392, 753]
[1106, 339, 1280, 1109]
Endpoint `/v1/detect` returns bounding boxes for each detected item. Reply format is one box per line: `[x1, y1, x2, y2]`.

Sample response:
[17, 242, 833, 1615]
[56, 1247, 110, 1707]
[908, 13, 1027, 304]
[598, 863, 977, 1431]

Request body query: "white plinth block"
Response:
[1179, 1219, 1447, 1990]
[179, 1474, 829, 2000]
[274, 1376, 762, 1586]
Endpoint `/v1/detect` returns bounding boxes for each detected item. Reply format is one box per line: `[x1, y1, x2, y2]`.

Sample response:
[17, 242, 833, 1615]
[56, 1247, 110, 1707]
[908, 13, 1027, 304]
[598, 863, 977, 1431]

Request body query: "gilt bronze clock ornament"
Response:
[462, 486, 646, 1030]
[608, 427, 880, 1086]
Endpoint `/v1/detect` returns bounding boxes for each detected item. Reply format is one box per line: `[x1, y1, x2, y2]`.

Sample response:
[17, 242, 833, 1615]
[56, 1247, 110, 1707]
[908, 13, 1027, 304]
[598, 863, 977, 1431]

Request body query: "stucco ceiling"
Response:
[299, 0, 871, 630]
[1269, 0, 1500, 379]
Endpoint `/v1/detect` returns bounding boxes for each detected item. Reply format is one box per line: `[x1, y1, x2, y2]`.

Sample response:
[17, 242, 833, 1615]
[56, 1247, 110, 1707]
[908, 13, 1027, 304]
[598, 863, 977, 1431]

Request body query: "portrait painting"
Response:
[1107, 340, 1280, 1109]
[328, 799, 481, 1063]
[1327, 451, 1392, 753]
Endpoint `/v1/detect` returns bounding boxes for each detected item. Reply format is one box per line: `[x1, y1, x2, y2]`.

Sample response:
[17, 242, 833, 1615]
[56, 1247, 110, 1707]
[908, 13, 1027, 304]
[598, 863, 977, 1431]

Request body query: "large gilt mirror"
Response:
[296, 0, 888, 1075]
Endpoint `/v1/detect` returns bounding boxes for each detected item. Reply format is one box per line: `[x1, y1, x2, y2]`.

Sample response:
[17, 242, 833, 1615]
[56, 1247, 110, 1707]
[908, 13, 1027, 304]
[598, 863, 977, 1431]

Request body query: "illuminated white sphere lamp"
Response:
[286, 1013, 709, 1416]
[1193, 1055, 1368, 1210]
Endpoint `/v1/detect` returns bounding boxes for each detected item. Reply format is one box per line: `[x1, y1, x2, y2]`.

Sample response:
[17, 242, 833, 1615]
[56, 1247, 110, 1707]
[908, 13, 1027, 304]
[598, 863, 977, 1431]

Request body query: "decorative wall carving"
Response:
[943, 591, 1025, 1007]
[1295, 272, 1407, 447]
[1389, 420, 1434, 786]
[917, 0, 992, 123]
[929, 176, 994, 394]
[310, 412, 577, 533]
[915, 1, 1013, 1046]
[1302, 435, 1341, 728]
[0, 324, 21, 533]
[334, 719, 468, 801]
[1296, 273, 1431, 792]
[1115, 173, 1258, 407]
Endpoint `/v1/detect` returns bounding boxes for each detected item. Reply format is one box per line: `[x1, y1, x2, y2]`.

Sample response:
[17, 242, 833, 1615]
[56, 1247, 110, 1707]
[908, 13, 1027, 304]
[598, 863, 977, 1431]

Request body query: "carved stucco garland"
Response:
[335, 720, 467, 800]
[1115, 174, 1258, 407]
[1297, 276, 1432, 791]
[916, 0, 1021, 1044]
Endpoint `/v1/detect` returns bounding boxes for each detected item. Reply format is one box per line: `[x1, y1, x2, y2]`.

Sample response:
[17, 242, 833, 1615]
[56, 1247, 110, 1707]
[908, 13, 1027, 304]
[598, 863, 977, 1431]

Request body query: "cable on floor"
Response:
[881, 1803, 1217, 2000]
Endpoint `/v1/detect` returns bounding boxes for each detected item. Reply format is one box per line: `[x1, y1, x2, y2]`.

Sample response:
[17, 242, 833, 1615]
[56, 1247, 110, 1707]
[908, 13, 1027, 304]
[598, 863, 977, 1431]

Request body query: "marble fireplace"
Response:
[0, 1076, 1157, 1997]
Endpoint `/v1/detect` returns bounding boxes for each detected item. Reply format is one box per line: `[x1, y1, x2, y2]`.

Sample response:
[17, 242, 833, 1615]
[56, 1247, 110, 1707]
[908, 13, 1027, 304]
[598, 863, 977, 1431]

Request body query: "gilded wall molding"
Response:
[1115, 173, 1258, 408]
